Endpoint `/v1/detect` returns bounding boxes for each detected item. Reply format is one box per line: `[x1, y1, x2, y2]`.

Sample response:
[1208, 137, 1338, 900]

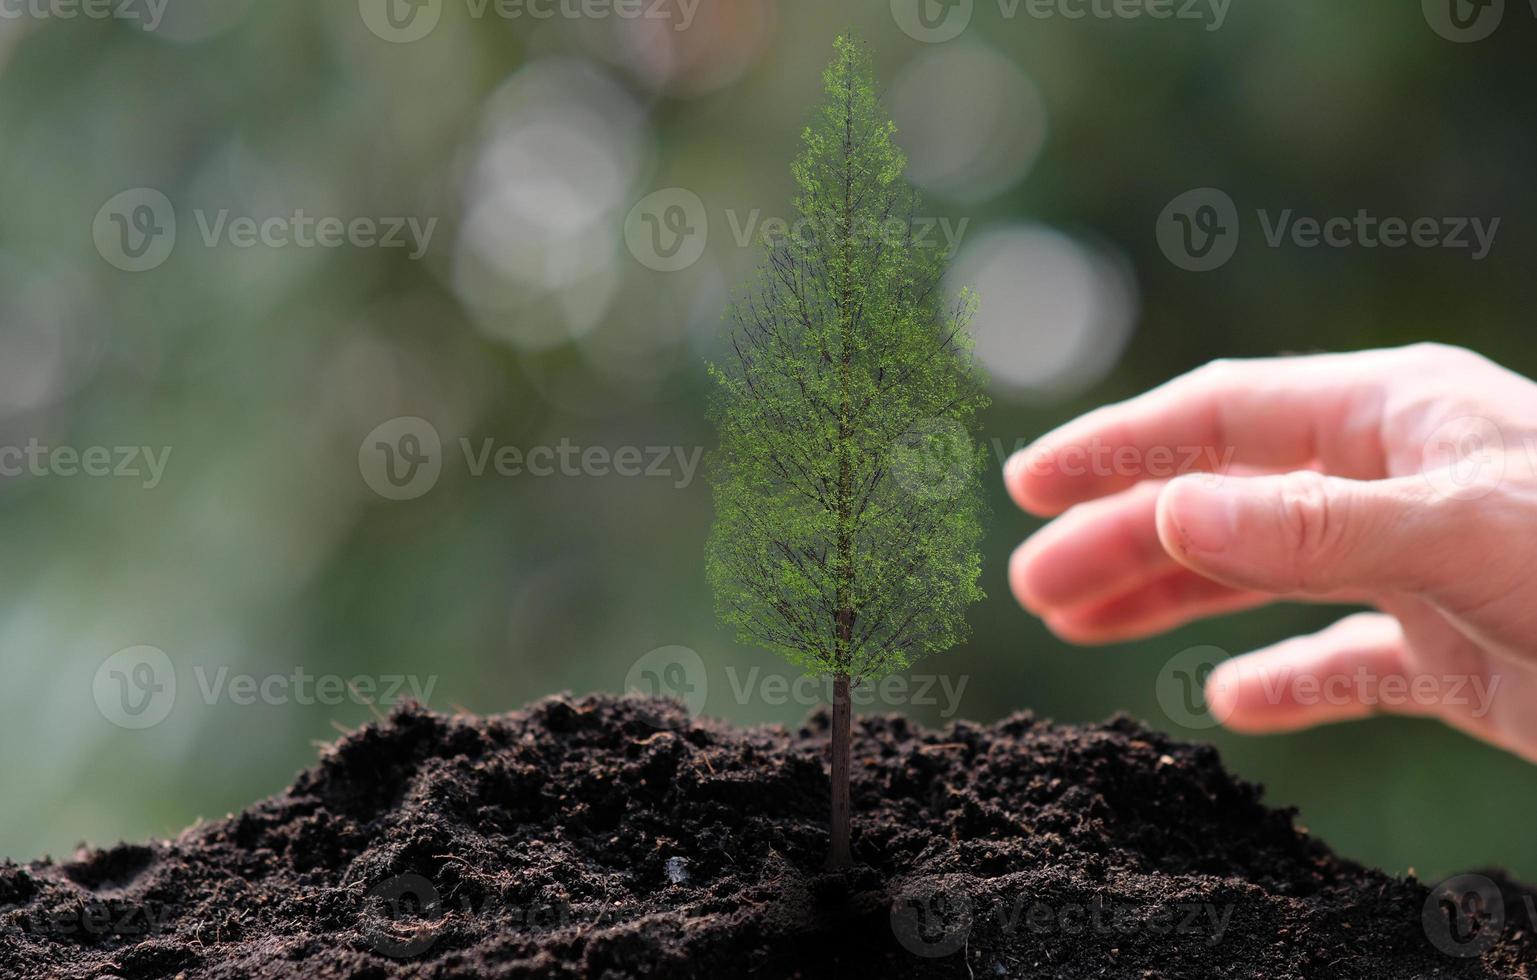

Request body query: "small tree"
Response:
[706, 35, 987, 869]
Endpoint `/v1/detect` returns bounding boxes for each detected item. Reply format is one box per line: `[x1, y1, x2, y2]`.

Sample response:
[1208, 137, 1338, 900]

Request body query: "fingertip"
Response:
[1204, 631, 1402, 734]
[1158, 474, 1233, 550]
[1204, 657, 1261, 731]
[1004, 446, 1065, 516]
[1008, 540, 1045, 615]
[1204, 661, 1237, 712]
[1041, 612, 1120, 646]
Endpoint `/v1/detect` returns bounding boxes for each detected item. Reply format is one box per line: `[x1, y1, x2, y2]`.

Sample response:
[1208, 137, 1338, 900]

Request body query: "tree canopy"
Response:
[707, 35, 988, 683]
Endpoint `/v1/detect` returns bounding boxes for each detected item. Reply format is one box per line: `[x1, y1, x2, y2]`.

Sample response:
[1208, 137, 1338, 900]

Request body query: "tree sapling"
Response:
[706, 35, 988, 869]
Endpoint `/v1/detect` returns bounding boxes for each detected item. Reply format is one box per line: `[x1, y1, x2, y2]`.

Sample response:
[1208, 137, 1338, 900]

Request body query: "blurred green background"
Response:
[2, 0, 1535, 885]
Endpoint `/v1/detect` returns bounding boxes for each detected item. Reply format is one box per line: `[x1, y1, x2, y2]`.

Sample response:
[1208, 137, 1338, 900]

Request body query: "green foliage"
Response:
[706, 35, 988, 682]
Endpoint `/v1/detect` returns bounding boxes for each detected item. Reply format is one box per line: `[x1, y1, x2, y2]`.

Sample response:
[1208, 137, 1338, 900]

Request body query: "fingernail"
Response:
[1168, 480, 1239, 555]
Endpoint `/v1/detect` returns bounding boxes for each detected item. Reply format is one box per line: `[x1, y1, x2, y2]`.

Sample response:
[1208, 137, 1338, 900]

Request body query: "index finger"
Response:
[1004, 350, 1396, 516]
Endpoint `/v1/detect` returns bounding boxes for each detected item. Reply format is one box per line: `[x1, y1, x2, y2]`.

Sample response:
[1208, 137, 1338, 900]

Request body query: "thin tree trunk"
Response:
[824, 57, 857, 873]
[827, 672, 852, 869]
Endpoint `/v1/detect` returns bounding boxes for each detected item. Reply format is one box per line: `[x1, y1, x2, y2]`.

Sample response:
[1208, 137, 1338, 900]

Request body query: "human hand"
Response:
[1004, 343, 1537, 761]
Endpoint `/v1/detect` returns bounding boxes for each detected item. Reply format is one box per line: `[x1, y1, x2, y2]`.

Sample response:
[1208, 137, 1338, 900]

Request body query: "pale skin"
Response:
[1005, 343, 1537, 763]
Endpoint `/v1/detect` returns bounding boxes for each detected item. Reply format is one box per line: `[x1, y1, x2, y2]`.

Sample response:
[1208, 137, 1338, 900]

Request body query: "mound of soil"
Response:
[3, 695, 1533, 979]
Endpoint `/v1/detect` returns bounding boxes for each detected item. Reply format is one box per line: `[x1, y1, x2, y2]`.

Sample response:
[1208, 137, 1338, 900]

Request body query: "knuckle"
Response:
[1406, 341, 1464, 360]
[1194, 358, 1240, 387]
[1273, 471, 1350, 588]
[1403, 341, 1486, 372]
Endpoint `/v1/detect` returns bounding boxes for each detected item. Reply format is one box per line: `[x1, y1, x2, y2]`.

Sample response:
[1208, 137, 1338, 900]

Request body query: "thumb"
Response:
[1155, 471, 1461, 597]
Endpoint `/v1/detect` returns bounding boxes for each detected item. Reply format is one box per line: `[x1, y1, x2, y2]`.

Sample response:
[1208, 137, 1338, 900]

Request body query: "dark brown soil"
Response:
[3, 695, 1534, 979]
